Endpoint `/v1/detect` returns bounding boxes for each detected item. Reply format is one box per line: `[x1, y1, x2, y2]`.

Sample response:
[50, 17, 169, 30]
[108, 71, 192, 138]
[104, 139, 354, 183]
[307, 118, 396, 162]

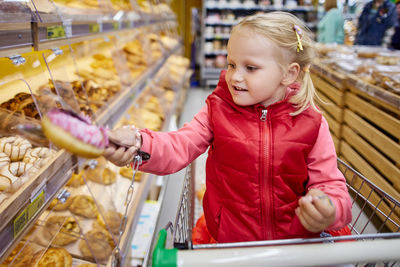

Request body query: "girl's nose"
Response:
[231, 69, 244, 82]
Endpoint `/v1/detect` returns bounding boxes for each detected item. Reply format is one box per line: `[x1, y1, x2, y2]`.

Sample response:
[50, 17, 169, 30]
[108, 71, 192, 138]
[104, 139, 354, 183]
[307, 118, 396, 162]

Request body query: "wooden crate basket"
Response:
[311, 63, 347, 151]
[347, 74, 400, 117]
[341, 82, 400, 204]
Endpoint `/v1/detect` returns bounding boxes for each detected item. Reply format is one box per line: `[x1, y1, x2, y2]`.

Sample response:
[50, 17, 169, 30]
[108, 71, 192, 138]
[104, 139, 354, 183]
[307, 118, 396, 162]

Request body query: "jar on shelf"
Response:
[205, 58, 214, 68]
[205, 42, 214, 53]
[213, 40, 222, 50]
[215, 55, 227, 68]
[205, 27, 214, 36]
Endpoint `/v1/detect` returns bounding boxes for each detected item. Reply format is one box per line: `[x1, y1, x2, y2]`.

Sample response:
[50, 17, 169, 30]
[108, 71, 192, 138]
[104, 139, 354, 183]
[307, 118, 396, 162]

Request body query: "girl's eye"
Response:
[246, 66, 257, 71]
[227, 63, 235, 69]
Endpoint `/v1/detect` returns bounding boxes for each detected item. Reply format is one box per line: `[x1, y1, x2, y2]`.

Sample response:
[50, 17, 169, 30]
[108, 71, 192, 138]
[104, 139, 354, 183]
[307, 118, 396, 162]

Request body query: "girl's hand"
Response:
[104, 126, 141, 167]
[295, 189, 336, 233]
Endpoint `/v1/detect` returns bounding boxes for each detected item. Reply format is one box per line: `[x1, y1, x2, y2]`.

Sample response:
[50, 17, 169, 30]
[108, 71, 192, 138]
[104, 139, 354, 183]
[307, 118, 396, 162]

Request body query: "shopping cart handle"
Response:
[152, 229, 178, 267]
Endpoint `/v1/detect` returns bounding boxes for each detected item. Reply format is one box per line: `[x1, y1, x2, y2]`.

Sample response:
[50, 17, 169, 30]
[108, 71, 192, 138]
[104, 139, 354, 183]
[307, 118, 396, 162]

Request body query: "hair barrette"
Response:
[293, 25, 303, 53]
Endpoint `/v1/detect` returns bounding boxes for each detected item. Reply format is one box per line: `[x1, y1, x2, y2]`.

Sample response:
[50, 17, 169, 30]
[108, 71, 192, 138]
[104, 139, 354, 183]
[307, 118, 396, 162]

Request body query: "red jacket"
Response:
[203, 71, 325, 242]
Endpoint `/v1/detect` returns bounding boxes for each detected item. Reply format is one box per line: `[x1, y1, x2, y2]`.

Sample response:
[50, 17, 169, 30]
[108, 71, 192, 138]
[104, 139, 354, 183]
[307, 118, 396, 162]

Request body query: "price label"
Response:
[28, 190, 45, 220]
[13, 208, 27, 238]
[13, 189, 45, 238]
[89, 23, 100, 33]
[47, 26, 66, 39]
[125, 20, 132, 29]
[112, 21, 120, 30]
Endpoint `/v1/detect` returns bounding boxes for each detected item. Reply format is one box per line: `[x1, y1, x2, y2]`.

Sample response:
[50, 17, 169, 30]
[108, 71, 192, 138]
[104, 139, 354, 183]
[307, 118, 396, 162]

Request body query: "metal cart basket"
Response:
[152, 159, 400, 267]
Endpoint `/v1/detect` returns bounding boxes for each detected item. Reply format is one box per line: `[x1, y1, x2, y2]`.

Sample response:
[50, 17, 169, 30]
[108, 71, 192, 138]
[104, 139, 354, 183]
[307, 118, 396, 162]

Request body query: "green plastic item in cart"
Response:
[152, 229, 178, 267]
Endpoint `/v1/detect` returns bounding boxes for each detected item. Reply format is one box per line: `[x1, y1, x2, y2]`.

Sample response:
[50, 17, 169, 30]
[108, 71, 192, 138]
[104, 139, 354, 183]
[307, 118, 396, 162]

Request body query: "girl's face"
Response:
[225, 30, 288, 107]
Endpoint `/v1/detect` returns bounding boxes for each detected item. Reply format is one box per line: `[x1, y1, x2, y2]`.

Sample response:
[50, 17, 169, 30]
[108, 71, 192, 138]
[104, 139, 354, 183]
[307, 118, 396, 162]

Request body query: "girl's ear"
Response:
[281, 62, 300, 86]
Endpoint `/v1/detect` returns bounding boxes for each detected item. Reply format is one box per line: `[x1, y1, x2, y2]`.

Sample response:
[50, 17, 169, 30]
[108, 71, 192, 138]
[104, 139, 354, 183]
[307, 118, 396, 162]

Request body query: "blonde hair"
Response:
[231, 12, 319, 116]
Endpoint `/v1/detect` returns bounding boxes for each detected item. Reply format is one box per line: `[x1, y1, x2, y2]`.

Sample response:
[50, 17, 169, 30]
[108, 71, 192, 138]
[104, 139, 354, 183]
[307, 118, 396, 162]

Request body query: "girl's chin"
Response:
[231, 96, 253, 107]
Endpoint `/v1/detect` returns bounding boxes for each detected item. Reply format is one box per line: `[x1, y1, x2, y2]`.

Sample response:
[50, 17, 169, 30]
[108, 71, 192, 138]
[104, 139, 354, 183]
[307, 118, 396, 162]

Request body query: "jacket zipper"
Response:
[259, 108, 272, 240]
[260, 109, 267, 121]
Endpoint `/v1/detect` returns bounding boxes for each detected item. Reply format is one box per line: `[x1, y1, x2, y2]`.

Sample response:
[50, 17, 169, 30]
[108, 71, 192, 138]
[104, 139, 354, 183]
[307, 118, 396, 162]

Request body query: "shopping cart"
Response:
[152, 159, 400, 267]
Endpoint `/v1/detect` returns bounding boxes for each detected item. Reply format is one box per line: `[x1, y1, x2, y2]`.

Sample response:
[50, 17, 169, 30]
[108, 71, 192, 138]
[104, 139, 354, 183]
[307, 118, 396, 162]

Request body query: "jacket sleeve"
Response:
[306, 117, 352, 230]
[138, 105, 213, 175]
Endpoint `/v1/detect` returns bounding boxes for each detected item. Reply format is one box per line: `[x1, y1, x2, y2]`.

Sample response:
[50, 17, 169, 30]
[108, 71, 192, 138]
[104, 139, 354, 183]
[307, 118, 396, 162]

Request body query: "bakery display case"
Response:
[0, 50, 77, 263]
[0, 1, 189, 266]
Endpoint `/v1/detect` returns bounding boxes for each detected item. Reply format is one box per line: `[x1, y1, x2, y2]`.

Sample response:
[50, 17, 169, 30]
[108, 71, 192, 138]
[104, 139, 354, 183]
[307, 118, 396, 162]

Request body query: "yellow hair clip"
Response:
[293, 25, 303, 52]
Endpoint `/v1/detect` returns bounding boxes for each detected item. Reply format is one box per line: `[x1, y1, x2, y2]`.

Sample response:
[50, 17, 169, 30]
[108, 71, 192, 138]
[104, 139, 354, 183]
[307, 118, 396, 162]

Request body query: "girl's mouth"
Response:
[233, 86, 247, 91]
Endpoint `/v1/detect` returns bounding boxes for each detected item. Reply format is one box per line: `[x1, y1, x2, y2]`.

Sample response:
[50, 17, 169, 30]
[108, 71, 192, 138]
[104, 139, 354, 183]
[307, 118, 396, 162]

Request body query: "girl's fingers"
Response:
[296, 208, 320, 232]
[312, 195, 336, 218]
[299, 196, 325, 223]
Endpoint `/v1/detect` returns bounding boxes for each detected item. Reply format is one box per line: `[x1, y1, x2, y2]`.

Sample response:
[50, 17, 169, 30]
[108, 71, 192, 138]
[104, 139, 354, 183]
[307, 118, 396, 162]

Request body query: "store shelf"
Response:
[0, 23, 33, 58]
[205, 2, 315, 12]
[33, 18, 177, 51]
[205, 34, 230, 40]
[0, 1, 34, 57]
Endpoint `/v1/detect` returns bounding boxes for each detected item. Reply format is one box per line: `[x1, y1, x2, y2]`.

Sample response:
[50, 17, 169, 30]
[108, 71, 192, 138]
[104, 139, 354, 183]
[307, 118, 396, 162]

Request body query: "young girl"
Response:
[104, 12, 352, 243]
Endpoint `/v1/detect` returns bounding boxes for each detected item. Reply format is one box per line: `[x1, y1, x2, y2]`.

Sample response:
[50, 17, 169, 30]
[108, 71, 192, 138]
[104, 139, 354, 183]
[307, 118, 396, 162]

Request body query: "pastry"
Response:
[94, 210, 123, 234]
[76, 264, 97, 267]
[23, 147, 56, 167]
[31, 247, 72, 267]
[0, 242, 33, 267]
[41, 109, 108, 158]
[79, 228, 114, 261]
[0, 136, 32, 161]
[0, 152, 10, 168]
[119, 167, 142, 181]
[66, 171, 85, 187]
[69, 195, 99, 218]
[43, 215, 80, 246]
[357, 51, 377, 58]
[47, 196, 73, 211]
[86, 166, 116, 185]
[376, 55, 399, 65]
[0, 162, 34, 192]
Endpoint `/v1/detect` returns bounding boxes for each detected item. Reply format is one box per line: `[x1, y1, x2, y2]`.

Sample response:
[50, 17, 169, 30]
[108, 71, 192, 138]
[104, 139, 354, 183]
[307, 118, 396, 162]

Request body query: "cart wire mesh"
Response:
[172, 158, 400, 257]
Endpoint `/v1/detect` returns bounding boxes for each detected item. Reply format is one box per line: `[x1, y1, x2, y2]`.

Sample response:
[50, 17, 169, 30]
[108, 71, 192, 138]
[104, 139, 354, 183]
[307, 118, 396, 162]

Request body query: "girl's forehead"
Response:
[228, 30, 278, 55]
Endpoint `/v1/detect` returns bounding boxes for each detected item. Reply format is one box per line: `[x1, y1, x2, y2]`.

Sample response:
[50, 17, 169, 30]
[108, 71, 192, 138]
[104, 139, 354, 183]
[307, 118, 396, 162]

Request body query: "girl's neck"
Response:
[261, 86, 287, 107]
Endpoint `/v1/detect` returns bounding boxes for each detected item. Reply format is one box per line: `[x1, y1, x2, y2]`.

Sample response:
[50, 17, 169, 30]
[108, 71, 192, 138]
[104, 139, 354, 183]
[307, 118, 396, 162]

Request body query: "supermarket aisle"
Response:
[178, 87, 212, 127]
